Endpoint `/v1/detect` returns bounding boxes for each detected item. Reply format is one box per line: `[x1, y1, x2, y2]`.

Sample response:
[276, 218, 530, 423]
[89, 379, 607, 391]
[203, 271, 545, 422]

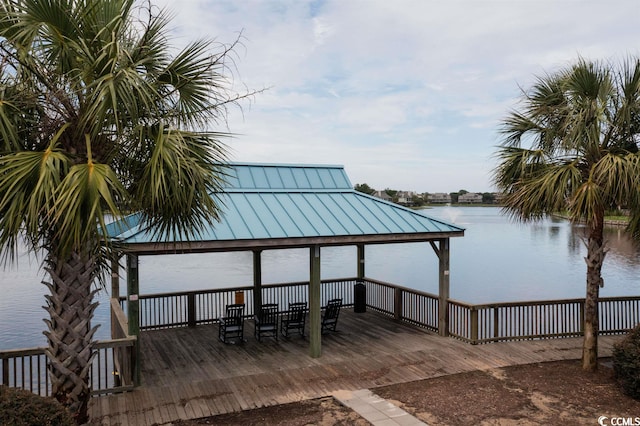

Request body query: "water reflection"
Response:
[1, 206, 639, 349]
[423, 206, 640, 303]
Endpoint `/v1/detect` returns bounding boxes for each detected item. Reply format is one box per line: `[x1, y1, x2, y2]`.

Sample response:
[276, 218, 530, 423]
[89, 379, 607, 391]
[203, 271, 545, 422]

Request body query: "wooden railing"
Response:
[448, 298, 585, 343]
[363, 279, 639, 343]
[364, 279, 439, 332]
[0, 347, 49, 396]
[447, 296, 640, 344]
[117, 277, 639, 342]
[103, 298, 136, 392]
[600, 297, 640, 334]
[3, 278, 639, 397]
[119, 278, 356, 330]
[0, 299, 136, 397]
[91, 337, 136, 395]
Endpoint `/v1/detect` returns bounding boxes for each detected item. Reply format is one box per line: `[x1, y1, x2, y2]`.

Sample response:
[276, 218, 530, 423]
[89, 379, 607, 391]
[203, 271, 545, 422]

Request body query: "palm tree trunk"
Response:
[43, 250, 99, 424]
[582, 215, 606, 372]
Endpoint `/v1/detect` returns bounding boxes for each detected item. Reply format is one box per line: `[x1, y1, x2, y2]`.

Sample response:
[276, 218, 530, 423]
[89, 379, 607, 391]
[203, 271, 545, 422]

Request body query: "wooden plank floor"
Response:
[88, 310, 622, 425]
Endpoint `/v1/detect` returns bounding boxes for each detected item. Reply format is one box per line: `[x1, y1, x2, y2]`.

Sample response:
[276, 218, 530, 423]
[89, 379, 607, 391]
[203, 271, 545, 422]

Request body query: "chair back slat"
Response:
[219, 303, 245, 344]
[226, 303, 244, 319]
[321, 298, 342, 333]
[281, 301, 307, 338]
[258, 304, 278, 324]
[255, 303, 279, 342]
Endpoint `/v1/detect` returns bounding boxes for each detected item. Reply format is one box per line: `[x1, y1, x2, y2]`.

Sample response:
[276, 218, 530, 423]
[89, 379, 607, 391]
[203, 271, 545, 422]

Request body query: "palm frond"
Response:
[495, 56, 640, 237]
[52, 157, 127, 256]
[569, 178, 605, 226]
[0, 0, 252, 262]
[499, 159, 581, 221]
[0, 143, 69, 260]
[592, 153, 640, 205]
[158, 39, 225, 124]
[134, 125, 229, 240]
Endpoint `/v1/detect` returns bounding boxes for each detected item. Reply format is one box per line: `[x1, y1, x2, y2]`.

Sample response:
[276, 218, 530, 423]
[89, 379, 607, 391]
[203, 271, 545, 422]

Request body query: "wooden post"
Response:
[471, 307, 479, 344]
[357, 244, 365, 280]
[110, 257, 120, 340]
[2, 358, 8, 386]
[253, 250, 263, 316]
[309, 245, 322, 358]
[579, 300, 585, 335]
[438, 239, 450, 337]
[111, 257, 120, 299]
[394, 287, 403, 321]
[187, 293, 196, 327]
[126, 254, 141, 385]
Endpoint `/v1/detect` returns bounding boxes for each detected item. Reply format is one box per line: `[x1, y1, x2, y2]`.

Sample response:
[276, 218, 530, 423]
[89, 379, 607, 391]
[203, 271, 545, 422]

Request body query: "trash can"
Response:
[354, 281, 366, 313]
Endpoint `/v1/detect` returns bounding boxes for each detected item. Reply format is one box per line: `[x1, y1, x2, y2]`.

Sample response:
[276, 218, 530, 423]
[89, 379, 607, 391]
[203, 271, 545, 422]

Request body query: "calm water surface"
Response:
[1, 206, 639, 350]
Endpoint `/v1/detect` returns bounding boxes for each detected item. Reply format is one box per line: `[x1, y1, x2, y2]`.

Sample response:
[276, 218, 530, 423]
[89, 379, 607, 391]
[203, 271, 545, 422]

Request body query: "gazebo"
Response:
[107, 162, 464, 361]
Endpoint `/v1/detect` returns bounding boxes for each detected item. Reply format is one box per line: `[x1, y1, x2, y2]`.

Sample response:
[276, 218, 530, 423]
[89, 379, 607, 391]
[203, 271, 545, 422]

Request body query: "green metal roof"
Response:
[226, 162, 351, 190]
[107, 163, 464, 254]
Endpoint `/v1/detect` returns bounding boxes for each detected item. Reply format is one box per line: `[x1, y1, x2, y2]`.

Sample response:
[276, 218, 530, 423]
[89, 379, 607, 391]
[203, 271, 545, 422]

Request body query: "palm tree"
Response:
[0, 0, 249, 422]
[493, 57, 640, 372]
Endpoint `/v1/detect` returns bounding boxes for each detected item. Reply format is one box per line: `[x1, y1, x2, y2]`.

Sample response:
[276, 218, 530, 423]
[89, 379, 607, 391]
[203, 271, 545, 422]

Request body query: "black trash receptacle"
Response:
[354, 282, 366, 313]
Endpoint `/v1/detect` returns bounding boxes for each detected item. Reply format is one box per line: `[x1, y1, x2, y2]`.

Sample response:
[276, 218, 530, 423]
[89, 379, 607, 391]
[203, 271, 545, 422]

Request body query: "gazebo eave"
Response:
[116, 230, 465, 255]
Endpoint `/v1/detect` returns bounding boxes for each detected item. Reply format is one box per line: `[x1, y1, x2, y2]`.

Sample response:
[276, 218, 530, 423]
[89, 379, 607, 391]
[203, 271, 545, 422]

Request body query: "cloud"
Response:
[154, 0, 640, 192]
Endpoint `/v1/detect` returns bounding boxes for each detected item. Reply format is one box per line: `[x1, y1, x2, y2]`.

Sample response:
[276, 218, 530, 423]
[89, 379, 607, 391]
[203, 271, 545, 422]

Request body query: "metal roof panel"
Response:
[107, 163, 464, 246]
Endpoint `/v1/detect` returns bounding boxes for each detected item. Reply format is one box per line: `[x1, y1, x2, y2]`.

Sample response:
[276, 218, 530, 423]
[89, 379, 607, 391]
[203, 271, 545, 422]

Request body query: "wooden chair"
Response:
[281, 302, 307, 338]
[254, 303, 279, 342]
[321, 298, 342, 333]
[218, 303, 245, 344]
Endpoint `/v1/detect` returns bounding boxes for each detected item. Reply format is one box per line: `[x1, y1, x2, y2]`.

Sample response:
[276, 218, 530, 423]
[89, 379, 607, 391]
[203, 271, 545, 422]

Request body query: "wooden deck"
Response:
[88, 309, 622, 425]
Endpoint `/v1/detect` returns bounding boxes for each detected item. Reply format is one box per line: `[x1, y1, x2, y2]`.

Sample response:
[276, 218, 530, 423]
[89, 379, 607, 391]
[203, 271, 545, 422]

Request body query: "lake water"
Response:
[2, 206, 639, 350]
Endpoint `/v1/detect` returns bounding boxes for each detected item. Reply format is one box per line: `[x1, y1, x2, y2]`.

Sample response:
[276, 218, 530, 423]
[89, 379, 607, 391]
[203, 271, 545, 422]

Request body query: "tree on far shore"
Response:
[493, 57, 640, 371]
[354, 183, 376, 195]
[0, 0, 254, 422]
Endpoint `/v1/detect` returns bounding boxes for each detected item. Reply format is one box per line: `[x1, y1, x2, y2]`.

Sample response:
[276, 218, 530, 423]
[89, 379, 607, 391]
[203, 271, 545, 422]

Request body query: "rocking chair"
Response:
[321, 298, 342, 333]
[281, 302, 307, 338]
[218, 303, 245, 344]
[255, 303, 279, 342]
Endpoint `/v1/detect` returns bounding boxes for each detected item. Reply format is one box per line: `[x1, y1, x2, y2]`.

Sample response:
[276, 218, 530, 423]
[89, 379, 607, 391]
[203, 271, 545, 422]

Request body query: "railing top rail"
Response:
[0, 337, 138, 359]
[115, 276, 640, 309]
[117, 277, 360, 302]
[0, 346, 47, 359]
[599, 295, 640, 302]
[449, 295, 640, 310]
[93, 337, 136, 349]
[448, 297, 589, 309]
[361, 277, 440, 298]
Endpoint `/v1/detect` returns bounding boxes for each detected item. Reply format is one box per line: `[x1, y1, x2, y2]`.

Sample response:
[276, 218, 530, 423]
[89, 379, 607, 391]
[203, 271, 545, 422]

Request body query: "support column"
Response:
[309, 245, 322, 358]
[126, 254, 141, 385]
[357, 244, 365, 280]
[253, 250, 263, 316]
[437, 239, 450, 337]
[111, 257, 120, 299]
[110, 257, 121, 340]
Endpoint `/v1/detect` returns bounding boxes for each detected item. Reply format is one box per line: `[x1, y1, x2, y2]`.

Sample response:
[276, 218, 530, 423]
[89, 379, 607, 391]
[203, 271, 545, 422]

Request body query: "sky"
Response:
[155, 0, 640, 193]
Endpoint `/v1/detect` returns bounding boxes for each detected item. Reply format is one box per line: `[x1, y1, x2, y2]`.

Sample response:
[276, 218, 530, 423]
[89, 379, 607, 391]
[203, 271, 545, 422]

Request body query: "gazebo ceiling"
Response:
[106, 163, 464, 254]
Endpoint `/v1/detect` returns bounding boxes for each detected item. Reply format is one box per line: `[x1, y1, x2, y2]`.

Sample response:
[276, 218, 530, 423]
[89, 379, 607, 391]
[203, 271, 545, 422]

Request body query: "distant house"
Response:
[458, 193, 483, 204]
[373, 190, 392, 202]
[492, 192, 505, 204]
[427, 193, 452, 204]
[397, 190, 416, 206]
